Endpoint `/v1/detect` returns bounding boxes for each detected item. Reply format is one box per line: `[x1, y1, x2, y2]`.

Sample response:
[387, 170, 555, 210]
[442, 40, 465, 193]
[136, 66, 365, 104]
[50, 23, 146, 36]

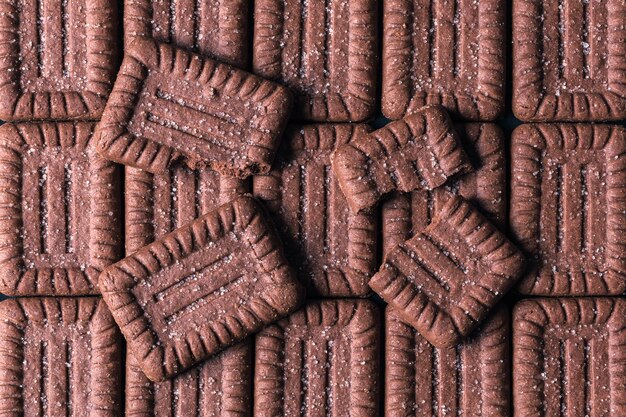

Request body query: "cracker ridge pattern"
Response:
[382, 0, 505, 120]
[95, 40, 292, 177]
[100, 196, 304, 381]
[0, 122, 122, 295]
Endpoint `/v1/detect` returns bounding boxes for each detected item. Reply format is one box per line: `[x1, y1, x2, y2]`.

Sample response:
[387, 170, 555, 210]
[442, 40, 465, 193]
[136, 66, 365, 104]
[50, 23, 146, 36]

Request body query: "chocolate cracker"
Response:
[253, 124, 377, 297]
[253, 0, 378, 122]
[100, 196, 305, 381]
[382, 123, 506, 257]
[510, 124, 626, 295]
[331, 106, 472, 214]
[0, 122, 122, 296]
[386, 306, 510, 417]
[382, 0, 505, 120]
[126, 340, 252, 416]
[126, 165, 248, 254]
[95, 40, 293, 178]
[125, 0, 250, 68]
[0, 297, 124, 416]
[513, 0, 626, 121]
[513, 298, 626, 417]
[370, 195, 525, 347]
[254, 299, 380, 417]
[0, 0, 119, 121]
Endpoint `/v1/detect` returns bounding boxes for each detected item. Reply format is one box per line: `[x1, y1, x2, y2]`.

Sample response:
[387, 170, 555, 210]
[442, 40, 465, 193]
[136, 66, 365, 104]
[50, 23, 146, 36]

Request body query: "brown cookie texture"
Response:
[370, 194, 525, 348]
[124, 0, 250, 68]
[254, 299, 380, 417]
[382, 123, 506, 258]
[382, 0, 505, 121]
[513, 298, 626, 417]
[0, 297, 124, 416]
[253, 0, 378, 122]
[331, 106, 472, 214]
[99, 196, 305, 382]
[513, 0, 626, 121]
[0, 122, 122, 296]
[386, 306, 510, 417]
[126, 340, 252, 416]
[510, 124, 626, 296]
[253, 124, 377, 297]
[0, 0, 119, 121]
[95, 39, 293, 178]
[126, 165, 248, 254]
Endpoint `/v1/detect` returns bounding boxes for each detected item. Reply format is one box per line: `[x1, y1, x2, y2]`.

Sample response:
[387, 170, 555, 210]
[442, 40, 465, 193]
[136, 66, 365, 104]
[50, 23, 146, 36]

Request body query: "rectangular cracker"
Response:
[0, 122, 122, 296]
[513, 298, 626, 417]
[254, 299, 380, 417]
[370, 194, 525, 347]
[126, 165, 248, 254]
[510, 124, 626, 295]
[386, 306, 510, 417]
[253, 124, 377, 297]
[0, 0, 119, 120]
[513, 0, 626, 121]
[382, 123, 506, 257]
[126, 340, 252, 416]
[253, 0, 378, 122]
[100, 196, 304, 381]
[382, 0, 505, 120]
[0, 297, 124, 416]
[125, 0, 250, 68]
[95, 40, 293, 178]
[331, 106, 472, 214]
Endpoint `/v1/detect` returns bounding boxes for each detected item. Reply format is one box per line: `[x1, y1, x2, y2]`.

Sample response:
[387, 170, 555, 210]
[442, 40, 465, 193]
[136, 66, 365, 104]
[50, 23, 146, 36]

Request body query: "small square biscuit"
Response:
[510, 124, 626, 295]
[95, 40, 293, 178]
[253, 124, 377, 297]
[254, 299, 380, 417]
[513, 298, 626, 417]
[386, 306, 510, 417]
[382, 123, 506, 257]
[124, 0, 250, 68]
[0, 0, 119, 120]
[0, 297, 124, 416]
[126, 340, 252, 416]
[513, 0, 626, 121]
[253, 0, 378, 122]
[370, 195, 525, 347]
[0, 122, 122, 296]
[382, 0, 506, 120]
[100, 196, 305, 381]
[126, 165, 248, 254]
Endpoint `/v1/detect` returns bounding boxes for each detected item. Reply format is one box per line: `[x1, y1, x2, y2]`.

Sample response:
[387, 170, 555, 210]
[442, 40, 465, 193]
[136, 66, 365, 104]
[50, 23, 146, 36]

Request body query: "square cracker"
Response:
[0, 297, 124, 416]
[510, 124, 626, 295]
[513, 0, 626, 121]
[95, 40, 292, 178]
[382, 0, 506, 121]
[513, 298, 626, 417]
[370, 195, 525, 347]
[386, 306, 510, 417]
[0, 122, 122, 296]
[253, 124, 377, 297]
[124, 0, 250, 68]
[382, 123, 506, 258]
[254, 299, 380, 417]
[100, 196, 305, 381]
[0, 0, 119, 120]
[253, 0, 378, 122]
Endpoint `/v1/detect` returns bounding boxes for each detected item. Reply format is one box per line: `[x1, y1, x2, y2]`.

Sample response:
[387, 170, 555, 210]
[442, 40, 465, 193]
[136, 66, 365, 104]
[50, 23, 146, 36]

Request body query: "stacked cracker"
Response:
[0, 1, 624, 417]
